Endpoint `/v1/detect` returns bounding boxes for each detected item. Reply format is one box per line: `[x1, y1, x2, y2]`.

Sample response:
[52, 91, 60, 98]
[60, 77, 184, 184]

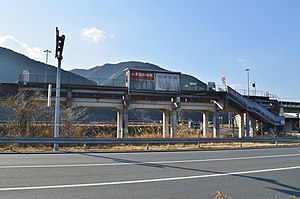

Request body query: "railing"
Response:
[227, 86, 249, 107]
[280, 101, 300, 108]
[227, 86, 285, 125]
[0, 137, 299, 145]
[231, 88, 279, 100]
[19, 74, 125, 87]
[180, 83, 206, 91]
[19, 74, 212, 91]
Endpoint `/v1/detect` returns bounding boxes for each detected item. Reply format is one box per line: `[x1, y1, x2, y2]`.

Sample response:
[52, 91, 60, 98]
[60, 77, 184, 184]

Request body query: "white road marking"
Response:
[0, 165, 300, 191]
[0, 153, 299, 169]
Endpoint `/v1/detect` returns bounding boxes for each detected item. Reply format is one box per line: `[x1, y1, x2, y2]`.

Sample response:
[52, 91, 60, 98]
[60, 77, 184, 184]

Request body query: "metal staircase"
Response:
[227, 86, 285, 126]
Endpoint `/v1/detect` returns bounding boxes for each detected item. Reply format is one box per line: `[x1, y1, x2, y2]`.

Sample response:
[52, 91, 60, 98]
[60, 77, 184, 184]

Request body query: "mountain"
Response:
[0, 46, 207, 90]
[0, 47, 95, 85]
[72, 61, 165, 79]
[71, 61, 208, 91]
[0, 46, 213, 122]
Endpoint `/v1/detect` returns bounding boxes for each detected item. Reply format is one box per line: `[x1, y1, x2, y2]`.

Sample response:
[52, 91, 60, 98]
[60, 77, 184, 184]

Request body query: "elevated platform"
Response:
[0, 82, 292, 138]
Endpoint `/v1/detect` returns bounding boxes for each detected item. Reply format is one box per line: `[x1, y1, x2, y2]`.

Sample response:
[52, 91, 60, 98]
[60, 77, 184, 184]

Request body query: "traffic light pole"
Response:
[54, 27, 65, 151]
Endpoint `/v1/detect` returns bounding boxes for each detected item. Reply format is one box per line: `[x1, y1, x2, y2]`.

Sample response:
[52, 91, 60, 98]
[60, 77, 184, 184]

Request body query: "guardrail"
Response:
[0, 137, 300, 145]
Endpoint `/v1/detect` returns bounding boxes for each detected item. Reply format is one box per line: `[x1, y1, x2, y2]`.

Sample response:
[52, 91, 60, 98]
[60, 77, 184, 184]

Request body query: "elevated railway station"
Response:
[0, 68, 293, 139]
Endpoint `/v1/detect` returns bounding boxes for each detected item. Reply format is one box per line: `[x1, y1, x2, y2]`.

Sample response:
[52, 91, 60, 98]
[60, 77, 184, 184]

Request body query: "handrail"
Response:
[227, 86, 285, 125]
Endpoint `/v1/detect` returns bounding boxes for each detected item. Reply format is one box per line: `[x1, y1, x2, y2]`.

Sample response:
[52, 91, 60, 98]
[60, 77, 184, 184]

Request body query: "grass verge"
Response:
[1, 142, 300, 153]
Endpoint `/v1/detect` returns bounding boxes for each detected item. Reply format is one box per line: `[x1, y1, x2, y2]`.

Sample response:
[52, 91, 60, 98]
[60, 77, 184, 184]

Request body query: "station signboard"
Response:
[125, 69, 181, 92]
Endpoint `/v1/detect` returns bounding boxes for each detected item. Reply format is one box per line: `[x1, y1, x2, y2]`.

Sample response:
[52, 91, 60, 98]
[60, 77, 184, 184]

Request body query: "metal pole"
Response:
[44, 49, 51, 83]
[54, 59, 61, 151]
[246, 68, 250, 97]
[53, 27, 65, 151]
[245, 68, 250, 137]
[232, 113, 235, 137]
[297, 112, 300, 132]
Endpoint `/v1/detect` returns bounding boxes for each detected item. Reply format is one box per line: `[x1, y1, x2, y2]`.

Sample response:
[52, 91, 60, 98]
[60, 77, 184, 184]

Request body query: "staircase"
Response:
[227, 86, 285, 126]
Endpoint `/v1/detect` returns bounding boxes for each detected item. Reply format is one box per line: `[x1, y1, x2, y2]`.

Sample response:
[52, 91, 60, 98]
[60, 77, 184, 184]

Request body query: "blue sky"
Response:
[1, 0, 300, 101]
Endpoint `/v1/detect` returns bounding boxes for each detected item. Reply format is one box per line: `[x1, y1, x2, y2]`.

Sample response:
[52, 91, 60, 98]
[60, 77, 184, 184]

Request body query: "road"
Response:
[0, 147, 300, 199]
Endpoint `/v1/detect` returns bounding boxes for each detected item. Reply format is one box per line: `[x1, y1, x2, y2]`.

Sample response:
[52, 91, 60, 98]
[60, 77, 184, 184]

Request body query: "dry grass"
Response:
[2, 141, 300, 153]
[1, 124, 300, 153]
[215, 191, 231, 199]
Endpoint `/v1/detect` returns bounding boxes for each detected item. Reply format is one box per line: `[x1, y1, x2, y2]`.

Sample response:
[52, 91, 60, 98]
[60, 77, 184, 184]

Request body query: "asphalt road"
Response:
[0, 147, 300, 199]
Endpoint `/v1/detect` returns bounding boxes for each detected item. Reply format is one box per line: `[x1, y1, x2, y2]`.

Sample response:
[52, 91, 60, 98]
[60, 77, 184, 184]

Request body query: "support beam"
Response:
[123, 108, 128, 138]
[170, 110, 178, 138]
[250, 117, 257, 137]
[163, 111, 170, 138]
[202, 111, 209, 138]
[238, 113, 245, 138]
[213, 110, 220, 138]
[245, 111, 250, 137]
[260, 122, 263, 136]
[117, 110, 123, 138]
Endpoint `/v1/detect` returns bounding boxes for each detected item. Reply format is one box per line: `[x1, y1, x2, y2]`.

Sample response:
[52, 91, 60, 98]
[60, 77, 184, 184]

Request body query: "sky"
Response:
[0, 0, 300, 101]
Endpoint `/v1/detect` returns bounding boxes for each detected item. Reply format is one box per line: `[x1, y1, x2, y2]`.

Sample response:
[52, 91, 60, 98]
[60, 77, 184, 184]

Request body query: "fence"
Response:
[19, 74, 125, 87]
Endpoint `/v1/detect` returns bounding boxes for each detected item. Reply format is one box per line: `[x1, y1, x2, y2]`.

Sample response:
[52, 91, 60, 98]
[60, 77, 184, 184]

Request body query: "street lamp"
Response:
[44, 49, 51, 83]
[245, 68, 250, 137]
[245, 68, 250, 97]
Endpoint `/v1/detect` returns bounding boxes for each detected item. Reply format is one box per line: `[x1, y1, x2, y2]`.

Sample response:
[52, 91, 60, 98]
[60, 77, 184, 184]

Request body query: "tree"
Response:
[0, 90, 88, 138]
[60, 106, 87, 137]
[0, 90, 51, 137]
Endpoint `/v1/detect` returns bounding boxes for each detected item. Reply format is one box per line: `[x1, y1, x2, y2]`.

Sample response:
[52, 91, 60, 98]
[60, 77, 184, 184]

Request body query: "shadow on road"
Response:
[79, 153, 300, 197]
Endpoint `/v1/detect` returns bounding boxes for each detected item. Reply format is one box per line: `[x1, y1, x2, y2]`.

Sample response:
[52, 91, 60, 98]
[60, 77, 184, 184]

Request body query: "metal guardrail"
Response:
[280, 101, 300, 108]
[0, 137, 300, 145]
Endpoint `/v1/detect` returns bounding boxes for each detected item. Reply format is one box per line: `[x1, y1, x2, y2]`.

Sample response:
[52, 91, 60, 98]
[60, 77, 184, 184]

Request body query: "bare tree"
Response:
[59, 106, 87, 137]
[0, 91, 51, 137]
[0, 90, 88, 138]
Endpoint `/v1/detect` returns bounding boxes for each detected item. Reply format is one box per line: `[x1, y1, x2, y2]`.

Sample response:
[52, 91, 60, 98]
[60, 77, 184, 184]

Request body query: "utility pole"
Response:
[54, 27, 65, 151]
[44, 49, 51, 83]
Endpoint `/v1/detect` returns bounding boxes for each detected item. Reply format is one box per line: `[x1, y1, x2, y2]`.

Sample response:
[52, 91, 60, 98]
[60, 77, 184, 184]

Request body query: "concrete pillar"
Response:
[213, 110, 220, 138]
[237, 113, 245, 138]
[123, 108, 129, 137]
[273, 126, 278, 135]
[163, 111, 170, 138]
[260, 122, 263, 136]
[245, 111, 250, 137]
[170, 110, 178, 138]
[250, 117, 257, 137]
[117, 110, 123, 138]
[66, 90, 72, 108]
[202, 111, 209, 138]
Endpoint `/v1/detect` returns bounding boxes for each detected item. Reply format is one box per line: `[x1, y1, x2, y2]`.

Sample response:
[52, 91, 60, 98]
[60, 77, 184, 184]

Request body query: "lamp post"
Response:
[44, 49, 51, 83]
[245, 68, 250, 137]
[245, 68, 250, 97]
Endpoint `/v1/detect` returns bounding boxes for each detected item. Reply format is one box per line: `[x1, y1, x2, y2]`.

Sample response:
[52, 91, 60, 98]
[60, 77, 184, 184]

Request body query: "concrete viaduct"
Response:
[0, 78, 285, 139]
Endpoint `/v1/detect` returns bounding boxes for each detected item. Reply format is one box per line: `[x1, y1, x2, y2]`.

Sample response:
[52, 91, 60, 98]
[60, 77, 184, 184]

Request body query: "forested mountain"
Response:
[0, 47, 94, 85]
[71, 61, 207, 90]
[0, 46, 212, 122]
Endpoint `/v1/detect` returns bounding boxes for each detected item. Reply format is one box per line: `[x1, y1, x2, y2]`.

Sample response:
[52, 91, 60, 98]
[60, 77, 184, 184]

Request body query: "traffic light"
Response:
[55, 27, 65, 60]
